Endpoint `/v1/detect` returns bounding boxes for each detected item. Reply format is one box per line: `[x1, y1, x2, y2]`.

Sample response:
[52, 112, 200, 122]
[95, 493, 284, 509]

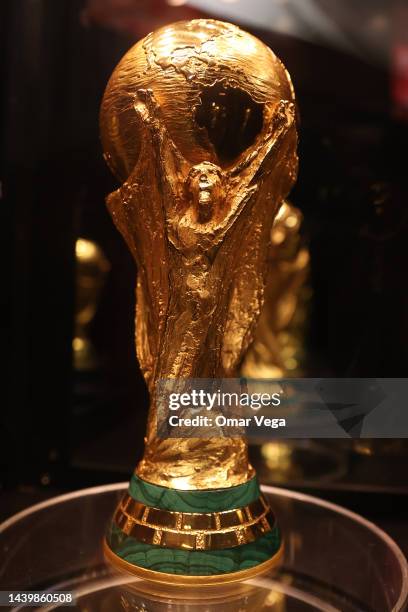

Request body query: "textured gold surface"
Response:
[114, 495, 275, 550]
[104, 539, 284, 585]
[100, 19, 298, 489]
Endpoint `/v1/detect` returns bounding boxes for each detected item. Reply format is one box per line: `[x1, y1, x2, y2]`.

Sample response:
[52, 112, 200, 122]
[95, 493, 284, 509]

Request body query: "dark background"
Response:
[1, 0, 408, 553]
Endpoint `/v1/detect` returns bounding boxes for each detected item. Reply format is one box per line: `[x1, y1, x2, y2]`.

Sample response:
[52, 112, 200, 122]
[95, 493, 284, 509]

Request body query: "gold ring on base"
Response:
[103, 538, 284, 586]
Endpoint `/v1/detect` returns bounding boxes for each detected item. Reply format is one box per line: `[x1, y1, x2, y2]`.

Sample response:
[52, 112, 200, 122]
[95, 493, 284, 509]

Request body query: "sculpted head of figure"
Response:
[100, 19, 298, 385]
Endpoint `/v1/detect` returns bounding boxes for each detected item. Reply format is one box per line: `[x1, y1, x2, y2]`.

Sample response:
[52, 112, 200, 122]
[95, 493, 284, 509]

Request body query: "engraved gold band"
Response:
[118, 493, 269, 530]
[114, 494, 275, 550]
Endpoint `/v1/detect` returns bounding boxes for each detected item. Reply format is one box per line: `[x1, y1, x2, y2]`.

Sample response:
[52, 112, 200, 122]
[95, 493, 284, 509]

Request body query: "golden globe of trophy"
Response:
[100, 19, 298, 585]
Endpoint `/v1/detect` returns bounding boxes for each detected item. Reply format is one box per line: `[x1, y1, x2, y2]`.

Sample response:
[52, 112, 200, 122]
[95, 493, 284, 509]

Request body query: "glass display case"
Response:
[1, 483, 407, 611]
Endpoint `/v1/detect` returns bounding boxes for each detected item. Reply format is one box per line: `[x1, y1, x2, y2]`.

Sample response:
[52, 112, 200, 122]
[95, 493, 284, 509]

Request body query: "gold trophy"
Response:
[100, 19, 298, 585]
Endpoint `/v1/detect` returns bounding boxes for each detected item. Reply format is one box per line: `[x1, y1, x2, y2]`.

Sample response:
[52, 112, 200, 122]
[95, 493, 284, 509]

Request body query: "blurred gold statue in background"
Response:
[242, 202, 309, 379]
[74, 238, 110, 371]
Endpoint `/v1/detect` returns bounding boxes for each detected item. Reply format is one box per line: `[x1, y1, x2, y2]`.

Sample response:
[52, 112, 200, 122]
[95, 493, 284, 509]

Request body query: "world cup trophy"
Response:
[100, 19, 298, 585]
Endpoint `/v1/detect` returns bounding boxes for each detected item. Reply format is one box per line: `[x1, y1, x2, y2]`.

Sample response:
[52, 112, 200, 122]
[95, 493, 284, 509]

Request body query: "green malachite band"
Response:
[107, 522, 281, 576]
[128, 474, 261, 513]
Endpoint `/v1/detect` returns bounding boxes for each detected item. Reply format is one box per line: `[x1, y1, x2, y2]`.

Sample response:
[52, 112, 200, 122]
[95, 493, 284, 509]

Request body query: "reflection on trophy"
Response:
[100, 19, 298, 584]
[74, 238, 110, 371]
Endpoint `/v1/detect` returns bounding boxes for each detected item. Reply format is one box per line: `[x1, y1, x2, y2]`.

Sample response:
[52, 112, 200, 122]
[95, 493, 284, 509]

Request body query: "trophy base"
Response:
[103, 474, 282, 585]
[103, 538, 283, 586]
